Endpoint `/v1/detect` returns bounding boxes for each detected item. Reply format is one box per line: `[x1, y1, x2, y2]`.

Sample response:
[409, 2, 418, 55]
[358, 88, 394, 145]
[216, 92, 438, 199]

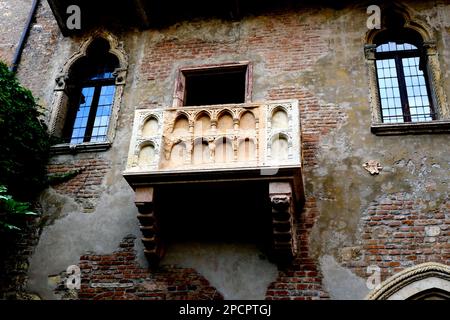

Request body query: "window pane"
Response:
[376, 41, 418, 53]
[91, 85, 116, 142]
[402, 57, 433, 122]
[376, 58, 404, 123]
[70, 87, 95, 144]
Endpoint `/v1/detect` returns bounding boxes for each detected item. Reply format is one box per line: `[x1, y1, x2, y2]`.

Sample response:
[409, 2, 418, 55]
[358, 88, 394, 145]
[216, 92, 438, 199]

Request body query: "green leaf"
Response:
[23, 211, 38, 216]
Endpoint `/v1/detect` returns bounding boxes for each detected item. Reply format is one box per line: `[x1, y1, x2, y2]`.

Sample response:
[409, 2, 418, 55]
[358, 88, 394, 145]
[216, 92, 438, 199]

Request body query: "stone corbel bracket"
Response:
[55, 73, 69, 92]
[269, 182, 298, 263]
[113, 67, 128, 86]
[134, 187, 165, 267]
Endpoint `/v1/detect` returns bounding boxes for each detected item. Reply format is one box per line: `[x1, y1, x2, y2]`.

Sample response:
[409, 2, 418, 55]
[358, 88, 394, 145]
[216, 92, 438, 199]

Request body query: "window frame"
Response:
[365, 13, 450, 135]
[49, 33, 128, 154]
[374, 44, 436, 124]
[365, 40, 450, 135]
[66, 77, 116, 144]
[172, 62, 253, 108]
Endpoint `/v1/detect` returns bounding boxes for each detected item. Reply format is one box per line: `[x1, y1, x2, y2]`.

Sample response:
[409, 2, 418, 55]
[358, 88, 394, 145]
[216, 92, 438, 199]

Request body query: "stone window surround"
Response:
[366, 262, 450, 300]
[365, 11, 450, 135]
[172, 61, 253, 108]
[49, 31, 128, 154]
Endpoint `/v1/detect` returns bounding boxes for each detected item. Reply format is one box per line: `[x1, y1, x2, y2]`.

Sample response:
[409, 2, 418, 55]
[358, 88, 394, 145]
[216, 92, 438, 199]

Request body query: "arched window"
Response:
[50, 33, 128, 153]
[64, 39, 119, 144]
[365, 8, 450, 134]
[374, 25, 434, 123]
[366, 262, 450, 300]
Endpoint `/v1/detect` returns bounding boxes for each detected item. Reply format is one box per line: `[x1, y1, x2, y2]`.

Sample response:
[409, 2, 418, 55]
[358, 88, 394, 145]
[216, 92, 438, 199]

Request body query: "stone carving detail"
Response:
[363, 160, 383, 175]
[126, 110, 163, 170]
[55, 74, 68, 91]
[269, 182, 297, 262]
[366, 262, 450, 300]
[124, 100, 301, 173]
[113, 68, 128, 85]
[364, 44, 377, 60]
[425, 45, 449, 119]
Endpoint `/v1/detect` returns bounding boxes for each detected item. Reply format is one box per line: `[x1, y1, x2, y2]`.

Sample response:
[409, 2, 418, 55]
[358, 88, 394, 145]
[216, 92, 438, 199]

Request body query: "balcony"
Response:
[123, 100, 305, 265]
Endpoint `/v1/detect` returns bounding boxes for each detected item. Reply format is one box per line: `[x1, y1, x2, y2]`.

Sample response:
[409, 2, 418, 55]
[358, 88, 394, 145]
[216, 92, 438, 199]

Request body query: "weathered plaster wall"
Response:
[0, 0, 33, 65]
[1, 0, 448, 299]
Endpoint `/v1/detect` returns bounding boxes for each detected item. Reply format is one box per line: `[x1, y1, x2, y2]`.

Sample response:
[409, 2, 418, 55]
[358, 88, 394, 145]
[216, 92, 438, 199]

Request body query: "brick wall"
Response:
[75, 236, 223, 300]
[266, 199, 330, 300]
[139, 13, 329, 108]
[267, 86, 348, 168]
[341, 194, 450, 282]
[0, 215, 41, 299]
[263, 86, 347, 300]
[47, 158, 111, 212]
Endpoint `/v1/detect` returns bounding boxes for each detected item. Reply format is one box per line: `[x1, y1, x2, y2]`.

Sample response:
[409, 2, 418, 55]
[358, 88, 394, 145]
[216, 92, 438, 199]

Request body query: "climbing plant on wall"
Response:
[0, 61, 51, 231]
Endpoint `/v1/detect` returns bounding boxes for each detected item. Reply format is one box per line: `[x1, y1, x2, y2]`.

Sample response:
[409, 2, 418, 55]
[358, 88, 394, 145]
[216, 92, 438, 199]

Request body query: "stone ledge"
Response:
[50, 141, 111, 155]
[371, 120, 450, 136]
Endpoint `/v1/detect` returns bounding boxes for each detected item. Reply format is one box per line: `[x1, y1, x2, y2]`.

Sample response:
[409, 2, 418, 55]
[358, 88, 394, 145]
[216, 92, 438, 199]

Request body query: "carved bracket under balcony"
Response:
[123, 100, 304, 266]
[134, 187, 164, 265]
[269, 182, 298, 263]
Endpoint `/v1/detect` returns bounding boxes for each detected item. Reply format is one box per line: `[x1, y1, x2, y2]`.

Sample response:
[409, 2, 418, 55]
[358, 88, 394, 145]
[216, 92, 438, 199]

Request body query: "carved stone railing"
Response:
[124, 100, 301, 173]
[123, 100, 304, 265]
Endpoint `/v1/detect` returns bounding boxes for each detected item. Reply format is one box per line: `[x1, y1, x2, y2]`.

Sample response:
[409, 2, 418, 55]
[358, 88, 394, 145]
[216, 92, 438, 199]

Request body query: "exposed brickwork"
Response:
[341, 193, 450, 282]
[268, 86, 348, 168]
[0, 210, 41, 299]
[76, 236, 223, 300]
[47, 158, 111, 212]
[140, 12, 329, 107]
[266, 198, 330, 300]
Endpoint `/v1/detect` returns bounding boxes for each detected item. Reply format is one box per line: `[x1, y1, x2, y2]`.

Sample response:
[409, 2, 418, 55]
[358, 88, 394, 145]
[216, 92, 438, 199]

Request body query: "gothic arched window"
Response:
[374, 27, 435, 123]
[64, 39, 119, 144]
[365, 8, 450, 134]
[50, 33, 127, 153]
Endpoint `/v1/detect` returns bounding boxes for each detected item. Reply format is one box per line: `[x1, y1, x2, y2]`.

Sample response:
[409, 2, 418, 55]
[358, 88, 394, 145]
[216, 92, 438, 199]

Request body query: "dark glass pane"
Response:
[70, 87, 95, 144]
[90, 85, 116, 142]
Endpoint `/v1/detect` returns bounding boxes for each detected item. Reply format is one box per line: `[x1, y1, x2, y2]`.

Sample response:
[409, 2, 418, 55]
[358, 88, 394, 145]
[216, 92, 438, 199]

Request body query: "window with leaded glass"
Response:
[63, 39, 119, 144]
[375, 41, 435, 123]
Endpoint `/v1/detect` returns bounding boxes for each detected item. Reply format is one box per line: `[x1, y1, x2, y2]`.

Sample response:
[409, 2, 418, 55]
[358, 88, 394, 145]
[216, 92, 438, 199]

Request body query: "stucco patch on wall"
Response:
[163, 243, 279, 300]
[27, 177, 146, 300]
[320, 255, 369, 300]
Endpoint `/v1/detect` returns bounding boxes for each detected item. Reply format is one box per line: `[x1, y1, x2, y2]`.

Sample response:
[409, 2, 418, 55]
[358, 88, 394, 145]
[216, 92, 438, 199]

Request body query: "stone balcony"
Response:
[123, 100, 305, 265]
[124, 100, 301, 176]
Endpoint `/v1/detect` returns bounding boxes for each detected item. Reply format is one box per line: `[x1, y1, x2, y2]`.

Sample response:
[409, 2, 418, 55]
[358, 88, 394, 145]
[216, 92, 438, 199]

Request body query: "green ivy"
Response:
[0, 185, 38, 232]
[0, 61, 51, 201]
